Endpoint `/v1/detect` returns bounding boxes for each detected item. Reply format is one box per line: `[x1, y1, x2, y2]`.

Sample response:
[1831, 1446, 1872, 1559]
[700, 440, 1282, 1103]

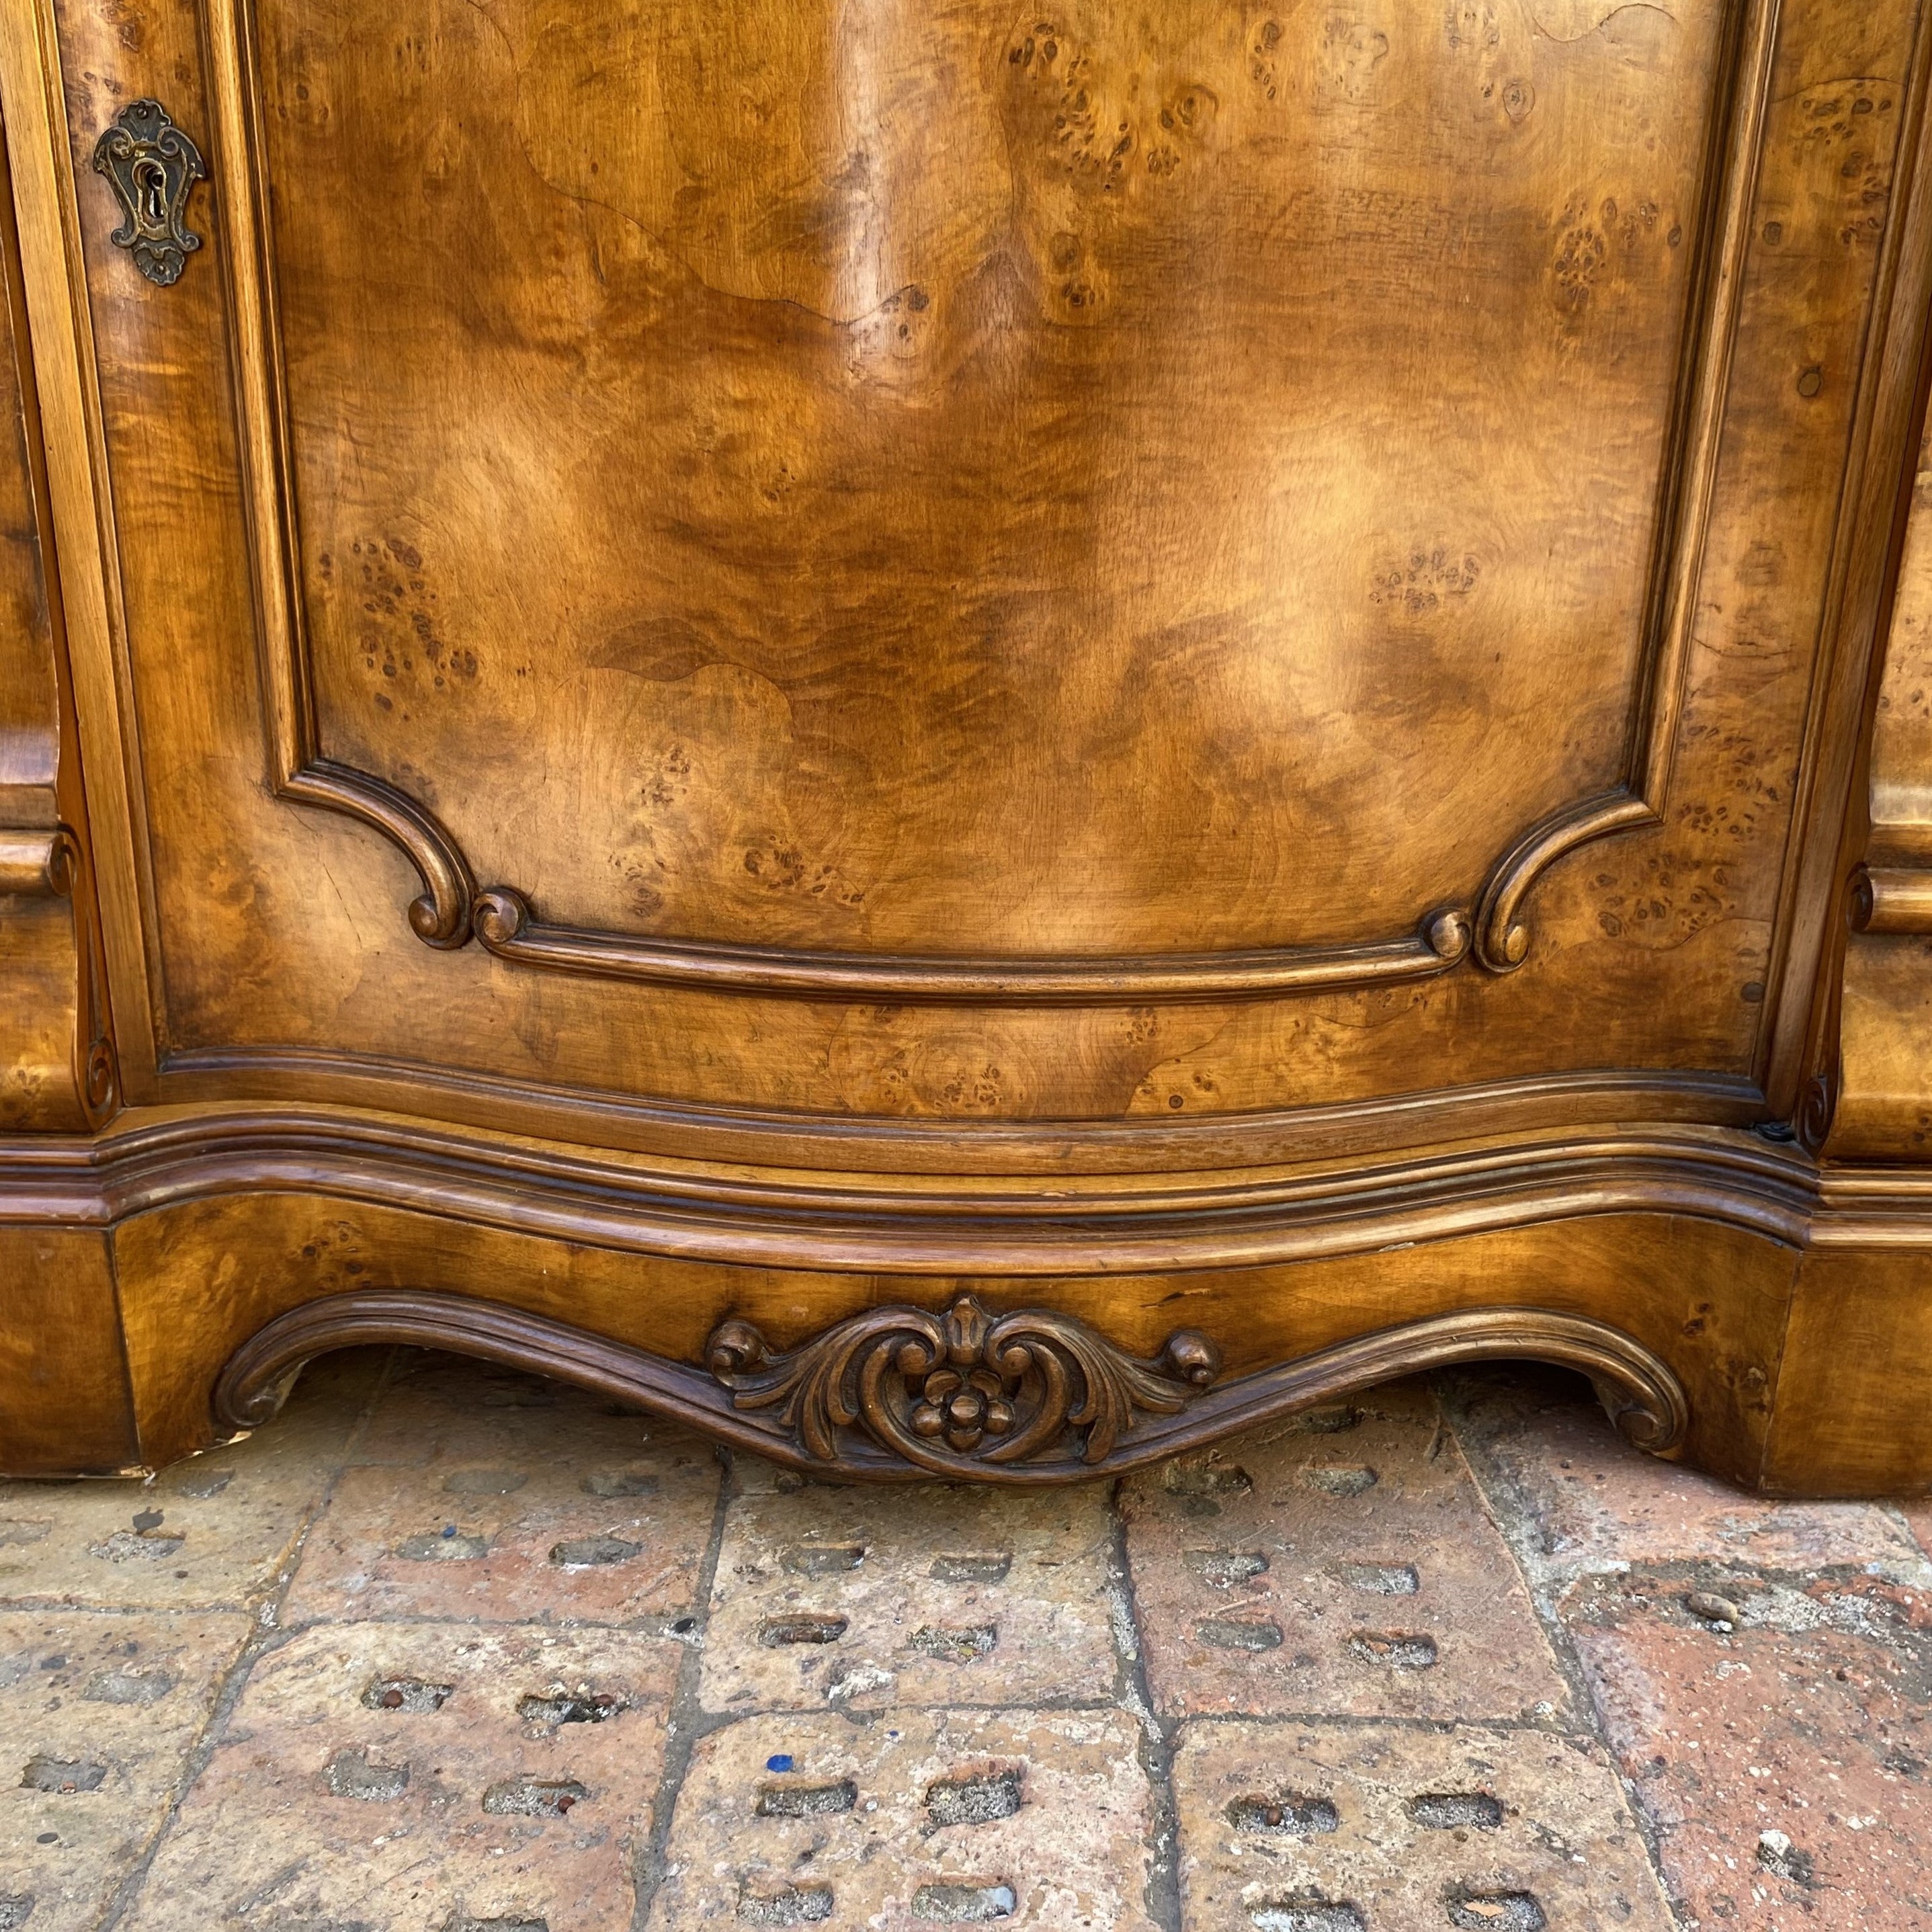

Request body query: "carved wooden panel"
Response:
[20, 0, 1932, 1127]
[9, 0, 1932, 1497]
[233, 0, 1759, 991]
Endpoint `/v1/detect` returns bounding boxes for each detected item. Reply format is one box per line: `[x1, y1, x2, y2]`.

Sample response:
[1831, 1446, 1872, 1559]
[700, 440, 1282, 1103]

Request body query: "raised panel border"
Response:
[199, 0, 1779, 1004]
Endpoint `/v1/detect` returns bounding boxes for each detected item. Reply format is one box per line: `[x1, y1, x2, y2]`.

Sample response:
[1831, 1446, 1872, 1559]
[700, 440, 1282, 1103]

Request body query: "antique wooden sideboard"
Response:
[6, 0, 1932, 1490]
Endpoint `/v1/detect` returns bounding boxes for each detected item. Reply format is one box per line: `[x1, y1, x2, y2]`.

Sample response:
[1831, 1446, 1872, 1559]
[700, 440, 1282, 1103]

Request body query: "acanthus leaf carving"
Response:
[211, 1289, 1689, 1483]
[706, 1294, 1222, 1476]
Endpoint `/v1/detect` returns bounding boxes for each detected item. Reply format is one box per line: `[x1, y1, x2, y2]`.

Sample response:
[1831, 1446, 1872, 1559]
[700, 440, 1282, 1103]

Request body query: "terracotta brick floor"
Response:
[2, 1352, 1929, 1930]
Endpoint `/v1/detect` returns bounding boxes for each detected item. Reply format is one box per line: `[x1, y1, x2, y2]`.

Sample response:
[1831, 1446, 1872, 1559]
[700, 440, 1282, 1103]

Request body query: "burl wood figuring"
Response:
[5, 0, 1932, 1490]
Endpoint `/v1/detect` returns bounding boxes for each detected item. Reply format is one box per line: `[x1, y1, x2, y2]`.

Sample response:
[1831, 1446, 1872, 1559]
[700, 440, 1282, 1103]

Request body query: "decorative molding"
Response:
[0, 825, 115, 1128]
[151, 1054, 1773, 1175]
[200, 0, 474, 949]
[212, 1289, 1688, 1482]
[1805, 15, 1932, 1154]
[83, 1032, 116, 1114]
[283, 761, 474, 948]
[1754, 0, 1932, 1118]
[207, 0, 1777, 1001]
[90, 99, 204, 287]
[1848, 862, 1932, 934]
[0, 826, 74, 896]
[706, 1294, 1220, 1476]
[1814, 1162, 1932, 1245]
[0, 99, 120, 1130]
[1476, 791, 1654, 972]
[1796, 1066, 1837, 1154]
[0, 1104, 1816, 1266]
[473, 888, 1472, 1004]
[1475, 0, 1781, 972]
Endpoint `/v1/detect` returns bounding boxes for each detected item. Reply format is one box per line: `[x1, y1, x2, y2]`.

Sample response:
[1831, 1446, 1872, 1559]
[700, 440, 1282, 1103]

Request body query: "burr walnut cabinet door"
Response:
[11, 0, 1917, 1131]
[10, 0, 1932, 1495]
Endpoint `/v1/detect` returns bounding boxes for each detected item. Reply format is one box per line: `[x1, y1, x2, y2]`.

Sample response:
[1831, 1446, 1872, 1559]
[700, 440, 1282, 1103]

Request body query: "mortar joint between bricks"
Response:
[1432, 1368, 1692, 1930]
[1107, 1474, 1183, 1932]
[630, 1441, 737, 1930]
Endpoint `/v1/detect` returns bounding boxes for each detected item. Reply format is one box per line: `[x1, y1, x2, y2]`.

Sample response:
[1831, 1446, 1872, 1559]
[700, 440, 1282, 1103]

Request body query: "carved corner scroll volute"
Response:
[0, 827, 116, 1130]
[1469, 0, 1783, 978]
[707, 1295, 1222, 1478]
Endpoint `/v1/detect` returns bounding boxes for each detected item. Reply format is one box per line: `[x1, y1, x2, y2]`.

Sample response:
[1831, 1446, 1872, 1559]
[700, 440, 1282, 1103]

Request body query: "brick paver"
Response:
[0, 1610, 251, 1931]
[121, 1622, 683, 1932]
[1452, 1365, 1929, 1583]
[282, 1353, 722, 1626]
[0, 1351, 385, 1613]
[1173, 1717, 1677, 1930]
[1566, 1566, 1932, 1927]
[702, 1473, 1118, 1714]
[648, 1708, 1157, 1928]
[1119, 1380, 1572, 1722]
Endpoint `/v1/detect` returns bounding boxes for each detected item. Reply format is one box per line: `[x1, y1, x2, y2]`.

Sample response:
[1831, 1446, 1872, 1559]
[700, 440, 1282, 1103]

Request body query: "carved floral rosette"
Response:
[706, 1294, 1222, 1478]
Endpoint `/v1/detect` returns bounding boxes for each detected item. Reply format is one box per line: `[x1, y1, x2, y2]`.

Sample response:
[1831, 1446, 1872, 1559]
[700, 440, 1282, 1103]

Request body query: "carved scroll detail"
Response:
[707, 1294, 1220, 1475]
[214, 1290, 1688, 1483]
[1472, 0, 1781, 971]
[0, 827, 74, 896]
[0, 826, 114, 1126]
[1849, 863, 1932, 934]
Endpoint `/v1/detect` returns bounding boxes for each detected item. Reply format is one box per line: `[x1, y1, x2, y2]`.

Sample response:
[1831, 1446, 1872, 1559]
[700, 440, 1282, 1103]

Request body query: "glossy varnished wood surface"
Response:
[5, 0, 1932, 1490]
[0, 108, 110, 1132]
[212, 1288, 1689, 1482]
[270, 0, 1714, 958]
[1835, 410, 1932, 1159]
[11, 0, 1916, 1128]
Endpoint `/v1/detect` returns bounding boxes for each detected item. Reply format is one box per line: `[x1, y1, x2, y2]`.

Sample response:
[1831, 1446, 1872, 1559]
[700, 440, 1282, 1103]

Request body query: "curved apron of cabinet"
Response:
[4, 0, 1932, 1490]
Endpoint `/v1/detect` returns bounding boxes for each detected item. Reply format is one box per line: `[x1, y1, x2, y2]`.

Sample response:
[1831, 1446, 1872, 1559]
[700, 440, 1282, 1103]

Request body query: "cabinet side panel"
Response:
[1833, 382, 1932, 1154]
[0, 90, 114, 1128]
[1767, 1245, 1932, 1495]
[0, 1223, 136, 1474]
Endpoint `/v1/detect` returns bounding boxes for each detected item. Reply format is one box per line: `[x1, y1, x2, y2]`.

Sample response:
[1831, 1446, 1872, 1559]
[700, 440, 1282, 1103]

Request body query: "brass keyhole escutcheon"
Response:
[92, 99, 205, 287]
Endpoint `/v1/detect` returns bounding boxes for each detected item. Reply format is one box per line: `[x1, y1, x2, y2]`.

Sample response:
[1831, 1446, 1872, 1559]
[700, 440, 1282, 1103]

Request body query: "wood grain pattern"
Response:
[1829, 401, 1932, 1161]
[107, 1185, 1782, 1479]
[0, 100, 112, 1130]
[269, 0, 1721, 969]
[5, 0, 1932, 1493]
[0, 1224, 134, 1474]
[1770, 1238, 1932, 1493]
[194, 0, 1791, 1003]
[87, 0, 1901, 1120]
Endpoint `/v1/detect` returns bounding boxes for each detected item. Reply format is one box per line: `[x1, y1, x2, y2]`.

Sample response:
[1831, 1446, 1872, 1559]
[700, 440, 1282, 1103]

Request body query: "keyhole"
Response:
[133, 159, 167, 226]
